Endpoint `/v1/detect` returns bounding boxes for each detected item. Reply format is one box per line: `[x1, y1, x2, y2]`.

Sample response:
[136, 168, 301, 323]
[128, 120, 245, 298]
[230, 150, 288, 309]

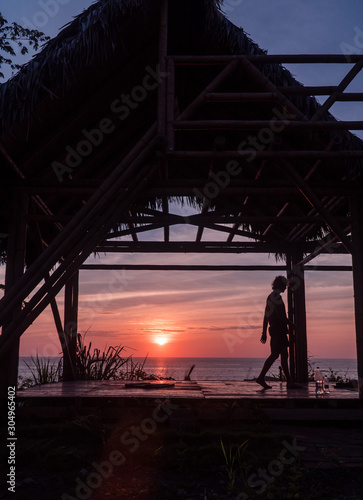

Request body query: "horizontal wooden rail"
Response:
[206, 92, 279, 102]
[207, 90, 363, 101]
[168, 150, 363, 159]
[171, 54, 363, 64]
[80, 264, 352, 272]
[175, 120, 363, 130]
[94, 241, 348, 254]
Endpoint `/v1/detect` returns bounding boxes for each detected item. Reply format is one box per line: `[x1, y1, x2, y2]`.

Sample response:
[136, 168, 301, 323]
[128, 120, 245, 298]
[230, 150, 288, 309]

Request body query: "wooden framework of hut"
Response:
[0, 0, 363, 396]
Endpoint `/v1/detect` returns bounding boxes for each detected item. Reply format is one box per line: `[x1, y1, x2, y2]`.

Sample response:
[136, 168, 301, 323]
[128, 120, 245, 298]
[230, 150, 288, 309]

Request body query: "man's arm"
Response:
[261, 301, 269, 344]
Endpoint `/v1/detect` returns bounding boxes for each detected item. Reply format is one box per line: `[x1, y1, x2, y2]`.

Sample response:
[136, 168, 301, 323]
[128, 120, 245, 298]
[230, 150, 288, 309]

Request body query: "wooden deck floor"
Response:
[16, 380, 362, 421]
[15, 381, 363, 472]
[17, 379, 359, 400]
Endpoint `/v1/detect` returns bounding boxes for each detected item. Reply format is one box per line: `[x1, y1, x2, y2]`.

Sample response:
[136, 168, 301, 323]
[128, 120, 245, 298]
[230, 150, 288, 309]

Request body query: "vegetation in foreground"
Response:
[18, 334, 173, 390]
[1, 413, 362, 500]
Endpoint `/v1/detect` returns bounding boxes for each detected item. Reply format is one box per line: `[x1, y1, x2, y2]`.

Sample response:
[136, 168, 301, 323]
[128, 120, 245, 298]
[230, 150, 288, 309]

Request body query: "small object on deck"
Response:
[314, 367, 324, 395]
[324, 375, 330, 393]
[124, 381, 175, 389]
[124, 382, 151, 388]
[184, 364, 196, 380]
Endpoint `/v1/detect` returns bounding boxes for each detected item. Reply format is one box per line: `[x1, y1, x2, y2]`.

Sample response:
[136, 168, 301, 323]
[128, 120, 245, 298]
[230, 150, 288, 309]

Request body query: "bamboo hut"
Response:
[0, 0, 363, 396]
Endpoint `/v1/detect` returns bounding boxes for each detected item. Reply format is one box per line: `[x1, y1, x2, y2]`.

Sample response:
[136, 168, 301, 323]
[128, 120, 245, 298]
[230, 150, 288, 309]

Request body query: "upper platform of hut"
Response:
[0, 0, 362, 266]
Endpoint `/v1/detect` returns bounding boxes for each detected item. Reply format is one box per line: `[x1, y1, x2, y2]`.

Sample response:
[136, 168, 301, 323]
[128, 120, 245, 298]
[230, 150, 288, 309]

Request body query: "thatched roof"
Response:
[0, 0, 362, 264]
[0, 0, 344, 134]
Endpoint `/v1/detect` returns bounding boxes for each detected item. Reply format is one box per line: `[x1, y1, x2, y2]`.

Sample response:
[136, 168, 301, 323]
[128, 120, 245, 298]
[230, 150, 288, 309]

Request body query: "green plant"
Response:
[75, 333, 132, 380]
[75, 333, 172, 381]
[220, 438, 249, 493]
[0, 12, 49, 79]
[23, 354, 61, 386]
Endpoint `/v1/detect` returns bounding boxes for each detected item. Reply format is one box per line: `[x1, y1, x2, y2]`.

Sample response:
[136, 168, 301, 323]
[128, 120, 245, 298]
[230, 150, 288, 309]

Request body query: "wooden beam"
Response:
[310, 58, 363, 121]
[80, 264, 352, 271]
[118, 215, 348, 224]
[206, 92, 279, 102]
[286, 254, 296, 381]
[0, 123, 158, 328]
[172, 54, 363, 64]
[279, 87, 363, 100]
[0, 160, 158, 358]
[288, 196, 347, 243]
[157, 0, 168, 138]
[0, 142, 63, 233]
[0, 193, 28, 394]
[296, 232, 345, 266]
[0, 127, 159, 355]
[63, 271, 79, 382]
[176, 59, 239, 121]
[80, 265, 288, 271]
[168, 150, 363, 159]
[94, 240, 348, 254]
[350, 187, 363, 399]
[166, 56, 175, 150]
[289, 251, 308, 383]
[175, 120, 363, 130]
[262, 138, 337, 239]
[281, 160, 352, 253]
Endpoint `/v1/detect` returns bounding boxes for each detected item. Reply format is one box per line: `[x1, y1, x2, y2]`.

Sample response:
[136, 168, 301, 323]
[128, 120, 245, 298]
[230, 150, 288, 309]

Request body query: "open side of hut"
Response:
[1, 0, 363, 395]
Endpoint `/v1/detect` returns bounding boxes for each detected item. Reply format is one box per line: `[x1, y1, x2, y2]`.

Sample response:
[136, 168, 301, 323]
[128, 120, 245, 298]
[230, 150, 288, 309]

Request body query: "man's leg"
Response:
[257, 352, 279, 388]
[280, 348, 293, 385]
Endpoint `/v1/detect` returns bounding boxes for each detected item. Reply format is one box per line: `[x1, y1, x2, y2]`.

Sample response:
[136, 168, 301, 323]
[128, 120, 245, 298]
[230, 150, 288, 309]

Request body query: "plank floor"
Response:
[15, 381, 363, 471]
[17, 379, 359, 400]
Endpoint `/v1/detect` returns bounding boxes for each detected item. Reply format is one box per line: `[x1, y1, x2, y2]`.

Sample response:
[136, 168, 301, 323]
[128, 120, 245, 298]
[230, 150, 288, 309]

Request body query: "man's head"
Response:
[272, 275, 288, 292]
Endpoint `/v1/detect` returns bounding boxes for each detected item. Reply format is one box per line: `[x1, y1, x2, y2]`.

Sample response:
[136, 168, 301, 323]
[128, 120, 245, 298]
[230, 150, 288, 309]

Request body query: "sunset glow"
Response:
[154, 336, 169, 346]
[0, 1, 360, 362]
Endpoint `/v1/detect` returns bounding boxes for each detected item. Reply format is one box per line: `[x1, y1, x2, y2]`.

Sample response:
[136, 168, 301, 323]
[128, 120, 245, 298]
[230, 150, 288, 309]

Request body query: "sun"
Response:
[154, 335, 169, 346]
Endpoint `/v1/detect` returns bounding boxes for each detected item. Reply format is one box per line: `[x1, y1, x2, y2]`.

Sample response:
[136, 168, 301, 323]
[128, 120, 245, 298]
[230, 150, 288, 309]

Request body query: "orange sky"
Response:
[0, 219, 356, 360]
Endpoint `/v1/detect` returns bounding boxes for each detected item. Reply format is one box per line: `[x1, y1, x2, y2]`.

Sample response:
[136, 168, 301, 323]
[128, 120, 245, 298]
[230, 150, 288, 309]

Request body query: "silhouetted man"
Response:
[256, 276, 300, 389]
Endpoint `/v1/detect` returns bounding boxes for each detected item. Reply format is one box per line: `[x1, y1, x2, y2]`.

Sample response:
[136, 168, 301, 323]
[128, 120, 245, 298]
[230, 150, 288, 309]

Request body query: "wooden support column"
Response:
[157, 0, 168, 139]
[0, 193, 28, 395]
[62, 271, 79, 381]
[350, 187, 363, 399]
[286, 254, 296, 381]
[289, 252, 309, 382]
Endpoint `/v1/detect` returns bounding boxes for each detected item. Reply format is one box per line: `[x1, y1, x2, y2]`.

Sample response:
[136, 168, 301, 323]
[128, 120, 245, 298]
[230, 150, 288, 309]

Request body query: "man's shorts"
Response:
[269, 326, 289, 356]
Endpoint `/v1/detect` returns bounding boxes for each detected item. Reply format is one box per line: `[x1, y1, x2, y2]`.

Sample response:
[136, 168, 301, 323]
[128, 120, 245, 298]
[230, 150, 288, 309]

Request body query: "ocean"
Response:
[18, 356, 358, 382]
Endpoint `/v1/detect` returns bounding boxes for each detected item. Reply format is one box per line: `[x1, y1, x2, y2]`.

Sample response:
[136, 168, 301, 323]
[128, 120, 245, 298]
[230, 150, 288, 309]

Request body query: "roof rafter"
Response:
[281, 160, 352, 253]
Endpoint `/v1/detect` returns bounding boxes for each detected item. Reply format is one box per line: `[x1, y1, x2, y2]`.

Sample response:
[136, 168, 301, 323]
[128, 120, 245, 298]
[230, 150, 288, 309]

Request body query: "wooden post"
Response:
[166, 57, 175, 151]
[0, 193, 28, 395]
[286, 253, 296, 381]
[290, 251, 309, 382]
[350, 187, 363, 399]
[62, 271, 79, 381]
[157, 0, 168, 140]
